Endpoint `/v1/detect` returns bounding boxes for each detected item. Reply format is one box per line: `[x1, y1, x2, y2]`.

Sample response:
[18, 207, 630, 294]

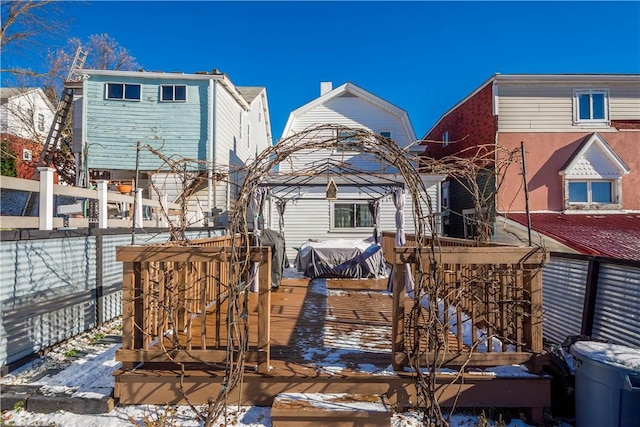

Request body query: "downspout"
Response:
[492, 78, 499, 240]
[81, 78, 88, 187]
[207, 79, 217, 215]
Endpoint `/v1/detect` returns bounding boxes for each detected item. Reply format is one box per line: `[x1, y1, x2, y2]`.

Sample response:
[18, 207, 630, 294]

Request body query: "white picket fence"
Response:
[1, 167, 202, 230]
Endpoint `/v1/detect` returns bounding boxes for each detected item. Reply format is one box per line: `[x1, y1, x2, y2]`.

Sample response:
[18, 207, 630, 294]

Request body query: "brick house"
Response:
[421, 74, 640, 259]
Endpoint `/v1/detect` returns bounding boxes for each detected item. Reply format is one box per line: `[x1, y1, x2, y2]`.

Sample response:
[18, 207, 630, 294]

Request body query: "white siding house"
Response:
[0, 87, 55, 143]
[268, 82, 444, 260]
[494, 75, 640, 132]
[0, 88, 55, 179]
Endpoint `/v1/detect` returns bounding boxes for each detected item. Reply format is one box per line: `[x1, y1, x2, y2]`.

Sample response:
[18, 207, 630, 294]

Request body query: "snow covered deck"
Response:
[113, 235, 550, 417]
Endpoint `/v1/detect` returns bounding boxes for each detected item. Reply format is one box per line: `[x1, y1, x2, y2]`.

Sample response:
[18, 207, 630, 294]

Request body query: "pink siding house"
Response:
[421, 74, 640, 259]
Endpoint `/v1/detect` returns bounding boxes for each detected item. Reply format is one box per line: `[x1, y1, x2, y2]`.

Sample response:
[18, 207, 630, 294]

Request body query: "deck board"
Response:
[115, 274, 550, 414]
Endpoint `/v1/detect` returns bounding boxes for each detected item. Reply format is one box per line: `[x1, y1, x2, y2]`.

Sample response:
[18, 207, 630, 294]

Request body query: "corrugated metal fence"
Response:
[0, 227, 224, 370]
[543, 252, 640, 348]
[3, 239, 638, 370]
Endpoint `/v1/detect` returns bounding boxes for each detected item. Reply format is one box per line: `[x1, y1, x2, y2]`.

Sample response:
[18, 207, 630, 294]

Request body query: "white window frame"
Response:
[441, 181, 450, 210]
[379, 130, 392, 139]
[443, 131, 449, 147]
[22, 148, 32, 161]
[335, 130, 360, 153]
[160, 84, 187, 102]
[566, 179, 618, 206]
[462, 208, 476, 239]
[573, 89, 609, 125]
[37, 114, 45, 132]
[239, 112, 243, 139]
[105, 82, 141, 101]
[331, 201, 374, 230]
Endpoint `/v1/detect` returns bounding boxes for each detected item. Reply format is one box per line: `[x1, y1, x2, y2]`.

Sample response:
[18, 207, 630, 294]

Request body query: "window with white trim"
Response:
[335, 130, 359, 152]
[441, 181, 450, 209]
[332, 202, 373, 229]
[573, 89, 609, 124]
[106, 83, 141, 101]
[380, 130, 392, 139]
[160, 85, 186, 102]
[37, 114, 45, 131]
[443, 131, 449, 147]
[22, 148, 32, 161]
[568, 180, 615, 204]
[462, 208, 476, 239]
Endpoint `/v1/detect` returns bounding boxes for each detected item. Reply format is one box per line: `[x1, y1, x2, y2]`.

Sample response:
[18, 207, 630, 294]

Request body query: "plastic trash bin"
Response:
[570, 341, 640, 427]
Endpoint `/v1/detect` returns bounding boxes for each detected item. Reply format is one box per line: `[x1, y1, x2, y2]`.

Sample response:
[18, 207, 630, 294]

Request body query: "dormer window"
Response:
[560, 133, 629, 211]
[568, 180, 614, 204]
[573, 89, 609, 125]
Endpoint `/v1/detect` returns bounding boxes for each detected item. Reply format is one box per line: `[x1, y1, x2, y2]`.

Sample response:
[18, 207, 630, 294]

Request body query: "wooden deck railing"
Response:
[391, 245, 548, 370]
[381, 231, 509, 265]
[115, 235, 272, 373]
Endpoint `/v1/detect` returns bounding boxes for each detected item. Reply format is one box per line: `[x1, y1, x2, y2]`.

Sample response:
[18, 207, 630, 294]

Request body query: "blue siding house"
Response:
[69, 69, 272, 220]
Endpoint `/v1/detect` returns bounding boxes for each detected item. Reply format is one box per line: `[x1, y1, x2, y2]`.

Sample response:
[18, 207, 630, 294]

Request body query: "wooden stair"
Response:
[271, 392, 392, 427]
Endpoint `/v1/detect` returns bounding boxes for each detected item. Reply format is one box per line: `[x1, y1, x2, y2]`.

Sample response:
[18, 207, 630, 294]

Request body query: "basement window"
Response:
[160, 85, 187, 102]
[106, 83, 141, 101]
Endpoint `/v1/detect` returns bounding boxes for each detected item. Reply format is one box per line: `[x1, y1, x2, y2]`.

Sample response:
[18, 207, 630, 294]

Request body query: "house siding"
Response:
[423, 75, 640, 221]
[497, 82, 640, 132]
[498, 131, 640, 212]
[442, 172, 494, 239]
[270, 182, 439, 261]
[422, 82, 496, 160]
[85, 75, 210, 171]
[281, 95, 413, 174]
[213, 82, 244, 209]
[0, 89, 54, 142]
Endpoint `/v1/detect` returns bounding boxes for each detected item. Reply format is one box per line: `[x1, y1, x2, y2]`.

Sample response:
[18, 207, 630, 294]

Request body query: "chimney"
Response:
[320, 82, 332, 96]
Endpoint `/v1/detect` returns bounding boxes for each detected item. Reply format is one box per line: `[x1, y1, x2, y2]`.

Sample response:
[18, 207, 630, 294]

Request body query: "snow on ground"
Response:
[3, 405, 544, 427]
[0, 274, 567, 427]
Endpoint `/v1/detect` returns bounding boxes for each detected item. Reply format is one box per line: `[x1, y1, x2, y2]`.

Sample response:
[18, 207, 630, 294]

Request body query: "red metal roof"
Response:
[507, 213, 640, 261]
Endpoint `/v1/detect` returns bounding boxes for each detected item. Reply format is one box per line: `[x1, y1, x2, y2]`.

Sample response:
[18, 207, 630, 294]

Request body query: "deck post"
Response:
[257, 247, 271, 374]
[121, 260, 137, 370]
[96, 180, 108, 228]
[38, 167, 54, 230]
[392, 250, 406, 371]
[525, 267, 544, 353]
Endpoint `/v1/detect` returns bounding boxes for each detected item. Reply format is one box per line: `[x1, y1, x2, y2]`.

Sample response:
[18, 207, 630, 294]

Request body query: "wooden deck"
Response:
[114, 274, 550, 416]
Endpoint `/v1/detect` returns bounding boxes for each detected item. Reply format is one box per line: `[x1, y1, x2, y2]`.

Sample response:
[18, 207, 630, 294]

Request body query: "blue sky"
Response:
[4, 1, 640, 140]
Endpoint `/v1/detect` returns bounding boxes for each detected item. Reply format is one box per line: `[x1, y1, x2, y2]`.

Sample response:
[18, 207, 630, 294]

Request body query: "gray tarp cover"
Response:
[260, 229, 285, 288]
[295, 241, 387, 279]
